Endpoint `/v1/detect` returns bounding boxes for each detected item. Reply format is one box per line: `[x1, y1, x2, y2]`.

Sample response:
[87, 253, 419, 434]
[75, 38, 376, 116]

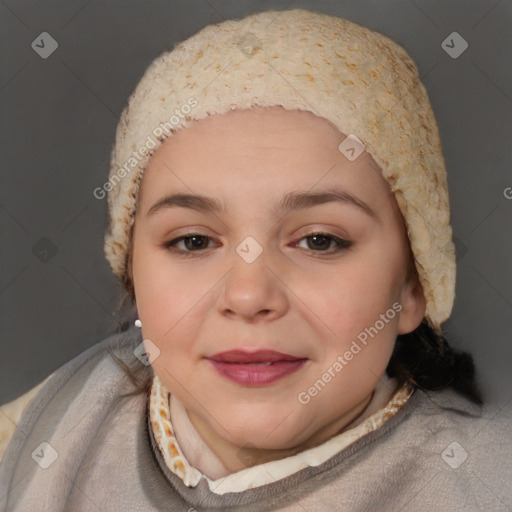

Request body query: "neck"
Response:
[180, 387, 378, 477]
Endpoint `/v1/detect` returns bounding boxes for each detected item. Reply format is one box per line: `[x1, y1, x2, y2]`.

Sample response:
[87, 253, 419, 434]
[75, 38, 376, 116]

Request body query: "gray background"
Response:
[1, 0, 511, 408]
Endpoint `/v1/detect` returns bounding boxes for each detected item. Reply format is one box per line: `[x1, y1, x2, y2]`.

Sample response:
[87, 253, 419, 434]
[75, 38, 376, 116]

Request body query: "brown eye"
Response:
[164, 234, 214, 254]
[163, 231, 352, 257]
[295, 232, 352, 254]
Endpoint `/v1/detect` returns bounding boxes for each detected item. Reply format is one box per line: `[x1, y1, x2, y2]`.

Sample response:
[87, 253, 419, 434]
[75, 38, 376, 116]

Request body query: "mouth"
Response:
[206, 350, 308, 386]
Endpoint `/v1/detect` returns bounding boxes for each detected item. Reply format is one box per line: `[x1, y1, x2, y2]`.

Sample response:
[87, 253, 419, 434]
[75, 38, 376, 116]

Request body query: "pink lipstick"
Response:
[206, 349, 307, 386]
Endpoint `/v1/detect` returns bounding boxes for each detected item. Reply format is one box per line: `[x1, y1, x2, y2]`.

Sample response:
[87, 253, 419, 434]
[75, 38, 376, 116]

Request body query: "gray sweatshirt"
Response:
[1, 326, 511, 511]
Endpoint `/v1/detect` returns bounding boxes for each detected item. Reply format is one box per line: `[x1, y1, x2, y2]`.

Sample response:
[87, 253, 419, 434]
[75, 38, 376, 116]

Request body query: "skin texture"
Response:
[130, 106, 426, 475]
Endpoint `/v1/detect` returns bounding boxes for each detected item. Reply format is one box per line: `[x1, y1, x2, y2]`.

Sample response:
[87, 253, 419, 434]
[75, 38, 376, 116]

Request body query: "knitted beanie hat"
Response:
[103, 8, 455, 334]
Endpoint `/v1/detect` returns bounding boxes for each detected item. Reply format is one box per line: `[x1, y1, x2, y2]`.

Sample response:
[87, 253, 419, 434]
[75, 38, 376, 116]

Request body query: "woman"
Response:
[1, 8, 510, 511]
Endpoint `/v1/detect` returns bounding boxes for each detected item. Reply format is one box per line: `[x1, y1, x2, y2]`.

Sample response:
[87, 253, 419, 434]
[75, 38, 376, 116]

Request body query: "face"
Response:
[131, 106, 425, 465]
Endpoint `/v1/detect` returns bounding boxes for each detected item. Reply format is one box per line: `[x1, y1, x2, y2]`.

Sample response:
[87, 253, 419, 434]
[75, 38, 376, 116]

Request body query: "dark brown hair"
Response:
[387, 320, 483, 405]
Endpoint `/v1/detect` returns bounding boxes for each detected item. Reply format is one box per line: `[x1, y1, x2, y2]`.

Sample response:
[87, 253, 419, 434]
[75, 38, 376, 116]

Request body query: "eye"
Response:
[163, 232, 351, 257]
[164, 234, 215, 254]
[293, 232, 352, 254]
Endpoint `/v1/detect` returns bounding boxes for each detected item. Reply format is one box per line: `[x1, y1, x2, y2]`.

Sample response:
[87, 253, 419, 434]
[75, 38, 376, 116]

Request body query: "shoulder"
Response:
[403, 385, 512, 444]
[409, 386, 511, 439]
[387, 387, 512, 507]
[0, 374, 54, 462]
[0, 326, 149, 464]
[0, 326, 156, 510]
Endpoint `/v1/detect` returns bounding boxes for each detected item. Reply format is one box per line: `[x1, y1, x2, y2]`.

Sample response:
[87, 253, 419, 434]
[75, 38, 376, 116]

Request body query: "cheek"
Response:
[295, 249, 401, 373]
[300, 257, 400, 334]
[132, 241, 217, 354]
[310, 271, 399, 399]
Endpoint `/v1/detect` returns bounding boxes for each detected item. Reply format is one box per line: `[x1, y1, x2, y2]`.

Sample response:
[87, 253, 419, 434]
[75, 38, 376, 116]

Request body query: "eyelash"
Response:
[163, 232, 352, 257]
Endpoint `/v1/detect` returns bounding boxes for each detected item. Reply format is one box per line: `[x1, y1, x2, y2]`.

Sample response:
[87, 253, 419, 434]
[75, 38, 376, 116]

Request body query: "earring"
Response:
[135, 319, 142, 328]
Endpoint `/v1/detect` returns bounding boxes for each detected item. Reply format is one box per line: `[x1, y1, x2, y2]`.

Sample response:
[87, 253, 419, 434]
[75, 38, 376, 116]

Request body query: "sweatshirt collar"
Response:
[148, 372, 414, 494]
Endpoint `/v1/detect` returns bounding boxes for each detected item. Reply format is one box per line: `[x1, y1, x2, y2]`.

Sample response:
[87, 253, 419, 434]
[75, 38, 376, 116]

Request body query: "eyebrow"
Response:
[146, 188, 379, 221]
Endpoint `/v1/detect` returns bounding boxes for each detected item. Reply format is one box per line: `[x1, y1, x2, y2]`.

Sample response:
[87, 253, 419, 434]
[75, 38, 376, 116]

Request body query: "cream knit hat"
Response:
[103, 8, 455, 334]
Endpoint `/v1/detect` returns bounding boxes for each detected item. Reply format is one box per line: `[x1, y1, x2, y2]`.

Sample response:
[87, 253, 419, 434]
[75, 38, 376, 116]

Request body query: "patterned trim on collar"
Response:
[149, 373, 414, 494]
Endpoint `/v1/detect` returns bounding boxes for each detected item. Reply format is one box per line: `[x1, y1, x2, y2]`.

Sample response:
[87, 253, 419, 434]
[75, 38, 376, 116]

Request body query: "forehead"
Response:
[137, 107, 396, 217]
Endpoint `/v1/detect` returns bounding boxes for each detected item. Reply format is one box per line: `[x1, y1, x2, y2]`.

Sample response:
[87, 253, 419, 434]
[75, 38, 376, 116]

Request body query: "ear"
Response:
[397, 270, 426, 335]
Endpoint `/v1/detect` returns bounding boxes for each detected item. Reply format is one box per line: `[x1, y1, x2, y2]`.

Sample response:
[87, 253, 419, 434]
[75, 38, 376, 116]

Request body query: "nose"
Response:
[216, 247, 289, 323]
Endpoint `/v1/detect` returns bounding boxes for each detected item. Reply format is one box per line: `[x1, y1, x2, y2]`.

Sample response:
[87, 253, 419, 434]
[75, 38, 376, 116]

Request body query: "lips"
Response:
[209, 350, 303, 363]
[206, 350, 308, 386]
